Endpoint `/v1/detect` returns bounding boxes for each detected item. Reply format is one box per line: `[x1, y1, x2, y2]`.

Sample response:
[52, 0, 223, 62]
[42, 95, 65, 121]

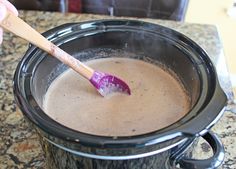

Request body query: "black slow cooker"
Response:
[13, 20, 227, 169]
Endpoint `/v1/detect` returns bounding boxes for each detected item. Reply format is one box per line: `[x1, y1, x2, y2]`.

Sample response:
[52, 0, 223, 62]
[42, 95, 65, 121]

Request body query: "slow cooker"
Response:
[14, 20, 227, 169]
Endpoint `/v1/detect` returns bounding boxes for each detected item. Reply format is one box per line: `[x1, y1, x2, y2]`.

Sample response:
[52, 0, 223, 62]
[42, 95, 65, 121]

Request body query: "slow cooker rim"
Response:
[13, 19, 227, 148]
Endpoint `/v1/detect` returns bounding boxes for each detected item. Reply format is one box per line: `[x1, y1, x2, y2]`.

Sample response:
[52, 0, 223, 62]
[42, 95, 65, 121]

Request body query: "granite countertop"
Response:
[0, 11, 235, 169]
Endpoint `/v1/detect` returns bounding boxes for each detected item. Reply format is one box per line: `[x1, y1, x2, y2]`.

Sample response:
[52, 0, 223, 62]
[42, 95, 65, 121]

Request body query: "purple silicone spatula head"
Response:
[90, 71, 131, 97]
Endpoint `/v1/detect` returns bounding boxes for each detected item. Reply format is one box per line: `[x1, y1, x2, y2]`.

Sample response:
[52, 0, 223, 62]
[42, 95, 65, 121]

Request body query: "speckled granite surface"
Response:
[0, 11, 235, 169]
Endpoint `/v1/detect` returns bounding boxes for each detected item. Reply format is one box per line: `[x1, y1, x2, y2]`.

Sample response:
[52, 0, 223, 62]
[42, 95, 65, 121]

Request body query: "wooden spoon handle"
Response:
[0, 11, 94, 79]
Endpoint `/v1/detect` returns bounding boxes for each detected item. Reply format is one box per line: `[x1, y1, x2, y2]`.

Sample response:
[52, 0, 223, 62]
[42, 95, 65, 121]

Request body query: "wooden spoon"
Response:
[0, 10, 131, 96]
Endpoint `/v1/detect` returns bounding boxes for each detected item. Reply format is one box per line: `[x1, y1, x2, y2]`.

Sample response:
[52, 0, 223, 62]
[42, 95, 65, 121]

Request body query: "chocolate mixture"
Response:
[43, 58, 190, 136]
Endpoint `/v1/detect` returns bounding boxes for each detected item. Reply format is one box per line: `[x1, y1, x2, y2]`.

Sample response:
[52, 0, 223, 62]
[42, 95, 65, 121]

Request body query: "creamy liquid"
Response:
[43, 58, 190, 136]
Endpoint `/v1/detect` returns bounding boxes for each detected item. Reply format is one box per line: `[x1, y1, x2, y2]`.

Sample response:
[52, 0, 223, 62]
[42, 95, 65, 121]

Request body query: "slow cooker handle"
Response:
[171, 131, 224, 169]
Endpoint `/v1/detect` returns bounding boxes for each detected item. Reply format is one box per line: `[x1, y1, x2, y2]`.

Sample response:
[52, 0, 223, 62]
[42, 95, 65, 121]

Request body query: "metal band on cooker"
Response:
[44, 137, 188, 160]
